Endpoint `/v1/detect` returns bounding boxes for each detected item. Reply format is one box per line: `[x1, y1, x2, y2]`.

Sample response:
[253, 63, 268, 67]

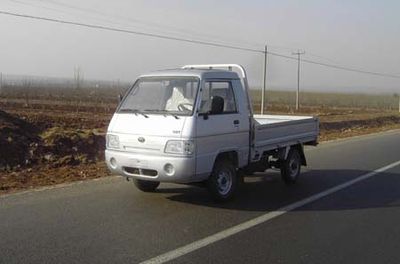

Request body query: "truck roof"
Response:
[139, 68, 240, 79]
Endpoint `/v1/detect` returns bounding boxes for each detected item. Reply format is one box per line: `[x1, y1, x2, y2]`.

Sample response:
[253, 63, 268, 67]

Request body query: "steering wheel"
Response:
[178, 103, 193, 112]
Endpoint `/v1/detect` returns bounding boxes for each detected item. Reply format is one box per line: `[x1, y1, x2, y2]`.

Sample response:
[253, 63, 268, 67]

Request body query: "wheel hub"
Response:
[217, 170, 233, 195]
[289, 158, 299, 178]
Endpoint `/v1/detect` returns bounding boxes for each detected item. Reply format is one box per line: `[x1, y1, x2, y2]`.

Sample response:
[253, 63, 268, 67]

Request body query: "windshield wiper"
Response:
[143, 109, 179, 119]
[119, 108, 148, 118]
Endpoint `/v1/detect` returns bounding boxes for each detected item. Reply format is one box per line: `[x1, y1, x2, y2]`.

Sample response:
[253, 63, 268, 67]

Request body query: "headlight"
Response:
[106, 134, 120, 149]
[164, 140, 195, 155]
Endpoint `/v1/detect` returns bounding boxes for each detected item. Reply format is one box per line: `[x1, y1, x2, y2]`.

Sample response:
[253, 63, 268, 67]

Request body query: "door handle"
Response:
[233, 120, 240, 125]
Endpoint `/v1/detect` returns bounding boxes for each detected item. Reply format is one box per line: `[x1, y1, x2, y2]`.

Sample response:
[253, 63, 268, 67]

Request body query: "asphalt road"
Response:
[1, 130, 400, 264]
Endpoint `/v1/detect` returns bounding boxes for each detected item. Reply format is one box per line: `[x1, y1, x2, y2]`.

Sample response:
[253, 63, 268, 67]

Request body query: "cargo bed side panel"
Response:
[253, 115, 319, 157]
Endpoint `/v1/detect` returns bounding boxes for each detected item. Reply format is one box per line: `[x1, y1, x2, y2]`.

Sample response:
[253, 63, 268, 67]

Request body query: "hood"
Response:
[107, 113, 186, 137]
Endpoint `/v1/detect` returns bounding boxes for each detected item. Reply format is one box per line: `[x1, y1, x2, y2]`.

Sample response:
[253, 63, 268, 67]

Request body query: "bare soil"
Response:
[0, 101, 399, 195]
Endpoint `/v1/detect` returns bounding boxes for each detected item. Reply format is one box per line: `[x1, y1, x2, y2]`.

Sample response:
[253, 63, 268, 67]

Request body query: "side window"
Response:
[199, 81, 237, 114]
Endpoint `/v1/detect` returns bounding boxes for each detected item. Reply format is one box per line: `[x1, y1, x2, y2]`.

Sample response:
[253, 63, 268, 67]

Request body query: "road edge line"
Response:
[140, 159, 400, 264]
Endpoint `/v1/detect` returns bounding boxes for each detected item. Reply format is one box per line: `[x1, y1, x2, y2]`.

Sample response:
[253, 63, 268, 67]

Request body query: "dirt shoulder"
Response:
[1, 107, 399, 195]
[319, 114, 400, 141]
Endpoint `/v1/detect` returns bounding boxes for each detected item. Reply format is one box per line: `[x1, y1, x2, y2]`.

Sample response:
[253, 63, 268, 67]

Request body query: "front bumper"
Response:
[105, 149, 202, 183]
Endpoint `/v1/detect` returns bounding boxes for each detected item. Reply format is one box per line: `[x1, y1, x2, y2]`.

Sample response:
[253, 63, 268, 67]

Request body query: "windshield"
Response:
[119, 76, 199, 116]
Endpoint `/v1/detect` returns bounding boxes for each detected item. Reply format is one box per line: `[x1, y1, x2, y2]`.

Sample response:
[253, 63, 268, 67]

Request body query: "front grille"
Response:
[123, 167, 158, 177]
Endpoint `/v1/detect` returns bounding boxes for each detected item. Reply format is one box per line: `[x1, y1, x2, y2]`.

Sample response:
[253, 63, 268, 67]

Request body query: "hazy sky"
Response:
[0, 0, 399, 93]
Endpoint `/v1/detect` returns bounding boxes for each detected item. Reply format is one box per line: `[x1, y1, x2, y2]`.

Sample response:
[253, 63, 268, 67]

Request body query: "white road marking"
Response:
[140, 159, 400, 264]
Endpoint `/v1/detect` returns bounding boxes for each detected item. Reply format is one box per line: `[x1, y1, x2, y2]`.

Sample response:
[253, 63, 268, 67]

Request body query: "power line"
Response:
[0, 10, 263, 53]
[9, 0, 232, 44]
[6, 0, 135, 28]
[8, 0, 68, 13]
[1, 10, 400, 80]
[36, 0, 258, 48]
[305, 52, 341, 64]
[32, 1, 397, 70]
[11, 0, 307, 54]
[267, 51, 400, 79]
[300, 58, 400, 79]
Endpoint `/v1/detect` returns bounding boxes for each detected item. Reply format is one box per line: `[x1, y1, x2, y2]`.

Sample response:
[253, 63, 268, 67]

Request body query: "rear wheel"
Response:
[207, 159, 238, 202]
[280, 148, 301, 185]
[133, 179, 160, 192]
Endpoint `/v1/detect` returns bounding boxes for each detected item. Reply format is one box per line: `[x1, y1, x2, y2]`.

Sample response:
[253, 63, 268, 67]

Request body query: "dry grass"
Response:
[0, 86, 399, 195]
[250, 90, 399, 111]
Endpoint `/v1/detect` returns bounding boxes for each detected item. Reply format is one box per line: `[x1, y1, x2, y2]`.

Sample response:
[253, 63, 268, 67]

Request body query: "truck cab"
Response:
[106, 64, 318, 201]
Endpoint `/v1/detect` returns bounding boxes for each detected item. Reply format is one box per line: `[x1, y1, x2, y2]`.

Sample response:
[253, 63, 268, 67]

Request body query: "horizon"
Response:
[0, 0, 399, 94]
[0, 72, 398, 96]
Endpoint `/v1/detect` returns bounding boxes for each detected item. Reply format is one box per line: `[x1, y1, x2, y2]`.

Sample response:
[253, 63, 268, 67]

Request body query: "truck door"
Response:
[195, 79, 250, 177]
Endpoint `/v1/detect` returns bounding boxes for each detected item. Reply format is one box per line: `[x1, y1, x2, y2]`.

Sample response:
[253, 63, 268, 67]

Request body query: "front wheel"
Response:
[280, 148, 301, 185]
[207, 160, 238, 202]
[133, 179, 160, 192]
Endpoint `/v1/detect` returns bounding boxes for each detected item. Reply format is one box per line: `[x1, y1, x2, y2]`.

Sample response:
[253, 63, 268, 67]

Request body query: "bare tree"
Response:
[22, 78, 32, 107]
[74, 67, 84, 112]
[74, 66, 84, 90]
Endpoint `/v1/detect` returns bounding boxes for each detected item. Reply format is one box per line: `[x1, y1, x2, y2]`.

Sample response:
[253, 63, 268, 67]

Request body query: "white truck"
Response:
[105, 64, 319, 201]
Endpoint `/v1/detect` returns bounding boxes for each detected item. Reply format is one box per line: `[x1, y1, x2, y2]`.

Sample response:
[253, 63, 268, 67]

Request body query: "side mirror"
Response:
[210, 96, 224, 115]
[118, 93, 123, 102]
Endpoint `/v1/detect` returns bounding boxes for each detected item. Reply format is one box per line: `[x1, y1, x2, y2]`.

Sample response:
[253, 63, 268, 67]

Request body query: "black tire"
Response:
[237, 169, 245, 188]
[133, 179, 160, 192]
[280, 148, 301, 185]
[207, 159, 238, 202]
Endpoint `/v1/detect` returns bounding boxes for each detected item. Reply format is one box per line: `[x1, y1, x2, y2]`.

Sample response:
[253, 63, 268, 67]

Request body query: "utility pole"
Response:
[292, 50, 305, 111]
[261, 45, 268, 115]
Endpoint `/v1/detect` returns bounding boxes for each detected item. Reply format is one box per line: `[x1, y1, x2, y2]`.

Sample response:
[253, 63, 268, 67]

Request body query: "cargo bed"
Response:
[252, 114, 319, 155]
